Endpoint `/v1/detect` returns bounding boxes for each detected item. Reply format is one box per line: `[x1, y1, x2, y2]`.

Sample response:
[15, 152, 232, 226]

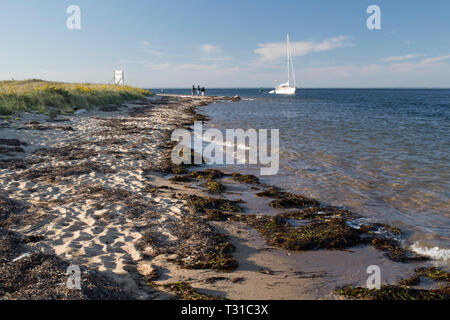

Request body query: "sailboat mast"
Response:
[290, 39, 296, 88]
[287, 34, 290, 86]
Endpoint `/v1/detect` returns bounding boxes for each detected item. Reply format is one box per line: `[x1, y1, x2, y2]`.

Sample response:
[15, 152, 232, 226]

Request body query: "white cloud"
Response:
[422, 54, 450, 65]
[383, 54, 425, 62]
[143, 63, 171, 70]
[200, 56, 233, 62]
[141, 40, 164, 56]
[200, 44, 220, 54]
[300, 59, 450, 87]
[254, 36, 351, 61]
[117, 59, 150, 64]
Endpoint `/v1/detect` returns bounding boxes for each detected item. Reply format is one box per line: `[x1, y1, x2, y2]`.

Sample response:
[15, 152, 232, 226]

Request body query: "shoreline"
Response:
[0, 94, 448, 300]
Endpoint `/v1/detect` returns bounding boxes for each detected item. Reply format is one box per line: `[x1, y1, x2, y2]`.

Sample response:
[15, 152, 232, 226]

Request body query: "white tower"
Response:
[114, 70, 124, 85]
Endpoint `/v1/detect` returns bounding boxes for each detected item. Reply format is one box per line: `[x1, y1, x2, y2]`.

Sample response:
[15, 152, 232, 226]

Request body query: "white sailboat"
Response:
[270, 34, 296, 95]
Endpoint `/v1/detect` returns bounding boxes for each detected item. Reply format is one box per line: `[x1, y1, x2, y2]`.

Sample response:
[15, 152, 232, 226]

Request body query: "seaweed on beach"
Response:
[33, 144, 99, 161]
[76, 184, 160, 219]
[200, 180, 226, 194]
[13, 162, 116, 182]
[231, 172, 260, 184]
[97, 118, 144, 136]
[0, 146, 25, 154]
[369, 237, 426, 262]
[154, 282, 223, 300]
[335, 267, 450, 300]
[185, 105, 210, 122]
[98, 104, 125, 112]
[334, 285, 449, 300]
[169, 169, 228, 193]
[399, 267, 450, 286]
[0, 139, 27, 155]
[280, 206, 354, 221]
[45, 118, 70, 123]
[138, 215, 238, 272]
[18, 121, 74, 131]
[255, 187, 320, 208]
[243, 215, 364, 251]
[180, 194, 243, 221]
[162, 162, 189, 175]
[169, 175, 192, 182]
[0, 228, 25, 262]
[0, 139, 27, 147]
[168, 232, 238, 272]
[0, 251, 131, 300]
[230, 206, 424, 262]
[0, 159, 29, 170]
[0, 195, 26, 227]
[177, 185, 419, 261]
[187, 169, 227, 180]
[268, 195, 320, 209]
[254, 186, 284, 198]
[147, 141, 192, 175]
[0, 221, 129, 300]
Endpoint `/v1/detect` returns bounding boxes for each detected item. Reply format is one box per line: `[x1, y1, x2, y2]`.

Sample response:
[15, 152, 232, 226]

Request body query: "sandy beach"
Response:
[0, 94, 448, 300]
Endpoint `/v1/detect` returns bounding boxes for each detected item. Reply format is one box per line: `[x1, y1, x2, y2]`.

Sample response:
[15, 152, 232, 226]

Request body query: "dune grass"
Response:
[0, 79, 151, 116]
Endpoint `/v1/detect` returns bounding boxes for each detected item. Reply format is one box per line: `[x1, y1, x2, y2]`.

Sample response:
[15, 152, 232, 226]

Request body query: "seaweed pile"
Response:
[335, 267, 450, 300]
[151, 281, 223, 300]
[170, 169, 426, 263]
[0, 194, 129, 300]
[170, 169, 228, 194]
[138, 207, 238, 273]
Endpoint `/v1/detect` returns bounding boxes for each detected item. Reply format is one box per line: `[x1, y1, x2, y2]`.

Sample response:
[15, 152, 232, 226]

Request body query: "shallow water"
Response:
[157, 88, 450, 262]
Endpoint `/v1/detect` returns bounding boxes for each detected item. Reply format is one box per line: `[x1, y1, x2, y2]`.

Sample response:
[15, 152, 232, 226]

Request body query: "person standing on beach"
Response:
[192, 85, 195, 96]
[201, 87, 205, 96]
[197, 85, 200, 96]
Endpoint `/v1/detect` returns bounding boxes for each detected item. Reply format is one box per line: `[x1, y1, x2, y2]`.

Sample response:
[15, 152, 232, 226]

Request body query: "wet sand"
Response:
[0, 94, 435, 300]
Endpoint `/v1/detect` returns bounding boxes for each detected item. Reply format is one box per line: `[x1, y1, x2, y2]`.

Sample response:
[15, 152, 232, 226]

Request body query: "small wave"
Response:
[410, 242, 450, 261]
[193, 132, 251, 151]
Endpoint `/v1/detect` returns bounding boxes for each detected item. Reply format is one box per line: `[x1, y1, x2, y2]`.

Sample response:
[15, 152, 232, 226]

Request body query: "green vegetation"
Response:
[200, 180, 226, 194]
[0, 79, 151, 116]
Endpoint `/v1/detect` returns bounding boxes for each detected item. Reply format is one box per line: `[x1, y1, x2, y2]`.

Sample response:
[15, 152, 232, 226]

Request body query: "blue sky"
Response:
[1, 0, 450, 87]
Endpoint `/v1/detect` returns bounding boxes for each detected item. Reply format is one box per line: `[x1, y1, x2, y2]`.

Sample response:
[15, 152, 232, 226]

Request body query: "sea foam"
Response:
[410, 242, 450, 261]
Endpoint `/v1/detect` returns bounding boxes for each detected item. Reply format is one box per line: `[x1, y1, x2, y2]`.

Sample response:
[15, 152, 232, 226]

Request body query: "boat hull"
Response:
[274, 86, 296, 95]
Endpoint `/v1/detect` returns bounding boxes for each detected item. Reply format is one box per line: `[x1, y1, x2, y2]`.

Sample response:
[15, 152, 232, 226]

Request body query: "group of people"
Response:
[192, 85, 206, 96]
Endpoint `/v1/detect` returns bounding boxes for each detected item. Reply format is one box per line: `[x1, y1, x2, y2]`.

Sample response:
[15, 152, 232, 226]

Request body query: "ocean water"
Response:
[157, 88, 450, 261]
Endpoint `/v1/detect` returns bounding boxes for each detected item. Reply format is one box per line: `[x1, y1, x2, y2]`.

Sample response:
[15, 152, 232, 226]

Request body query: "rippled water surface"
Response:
[158, 88, 450, 258]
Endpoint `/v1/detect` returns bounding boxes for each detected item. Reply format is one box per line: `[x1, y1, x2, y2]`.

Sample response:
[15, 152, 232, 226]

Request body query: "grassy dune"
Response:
[0, 79, 151, 116]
